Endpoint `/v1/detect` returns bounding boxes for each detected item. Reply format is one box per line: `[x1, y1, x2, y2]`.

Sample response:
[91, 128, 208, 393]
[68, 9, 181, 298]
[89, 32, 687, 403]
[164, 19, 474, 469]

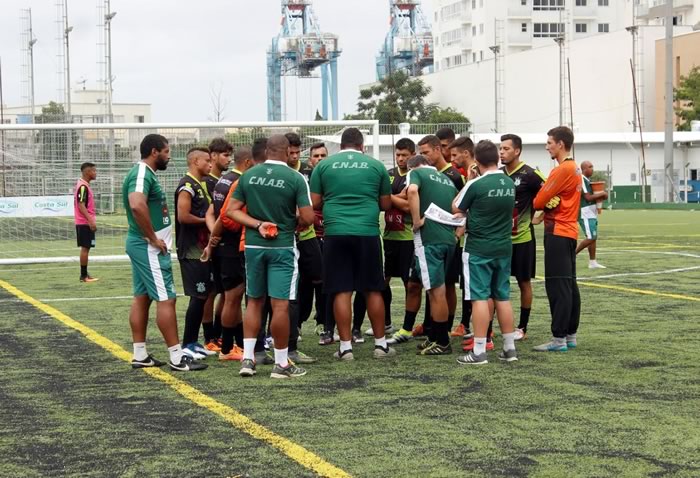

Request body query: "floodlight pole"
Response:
[28, 9, 37, 124]
[0, 57, 6, 196]
[105, 0, 117, 211]
[663, 0, 674, 203]
[63, 0, 74, 171]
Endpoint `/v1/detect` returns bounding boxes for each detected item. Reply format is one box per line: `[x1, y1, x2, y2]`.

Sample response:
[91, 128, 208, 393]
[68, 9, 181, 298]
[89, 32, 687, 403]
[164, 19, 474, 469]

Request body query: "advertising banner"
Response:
[0, 196, 74, 218]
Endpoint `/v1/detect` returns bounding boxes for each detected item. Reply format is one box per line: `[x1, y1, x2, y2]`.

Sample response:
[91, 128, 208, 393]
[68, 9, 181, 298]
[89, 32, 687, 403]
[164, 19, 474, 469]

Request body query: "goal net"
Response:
[0, 120, 379, 264]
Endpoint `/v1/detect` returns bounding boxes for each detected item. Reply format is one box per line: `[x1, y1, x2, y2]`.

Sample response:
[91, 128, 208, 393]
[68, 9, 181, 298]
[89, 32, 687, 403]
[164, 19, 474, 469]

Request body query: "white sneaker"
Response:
[182, 346, 206, 361]
[589, 261, 607, 269]
[192, 342, 217, 357]
[513, 328, 527, 341]
[365, 325, 395, 337]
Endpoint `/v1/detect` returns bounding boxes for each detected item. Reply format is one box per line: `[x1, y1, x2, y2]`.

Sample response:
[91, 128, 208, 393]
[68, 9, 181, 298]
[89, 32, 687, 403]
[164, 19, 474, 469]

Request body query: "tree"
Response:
[346, 71, 432, 124]
[422, 105, 471, 127]
[345, 71, 470, 129]
[208, 83, 226, 122]
[674, 66, 700, 131]
[35, 101, 79, 168]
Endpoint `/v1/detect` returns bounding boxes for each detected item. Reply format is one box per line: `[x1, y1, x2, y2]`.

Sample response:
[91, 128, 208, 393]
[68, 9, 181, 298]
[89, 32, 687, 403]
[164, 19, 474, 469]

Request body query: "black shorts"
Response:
[297, 237, 323, 282]
[445, 244, 462, 285]
[210, 255, 224, 294]
[179, 258, 212, 297]
[383, 239, 413, 282]
[511, 239, 536, 281]
[215, 252, 245, 291]
[323, 235, 384, 294]
[76, 225, 95, 249]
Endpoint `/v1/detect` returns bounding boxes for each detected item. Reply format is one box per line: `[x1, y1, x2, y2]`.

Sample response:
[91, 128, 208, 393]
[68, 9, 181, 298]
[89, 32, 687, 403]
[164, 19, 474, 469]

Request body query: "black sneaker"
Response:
[418, 342, 452, 356]
[131, 354, 165, 369]
[416, 338, 433, 351]
[352, 329, 365, 344]
[169, 355, 208, 371]
[239, 358, 257, 377]
[319, 331, 335, 346]
[254, 351, 275, 365]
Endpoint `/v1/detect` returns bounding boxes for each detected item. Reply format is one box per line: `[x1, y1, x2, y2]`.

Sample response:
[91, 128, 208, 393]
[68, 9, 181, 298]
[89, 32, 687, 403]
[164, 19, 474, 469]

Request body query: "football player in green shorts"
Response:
[124, 134, 206, 372]
[453, 140, 518, 365]
[405, 154, 459, 355]
[576, 161, 609, 269]
[228, 135, 315, 379]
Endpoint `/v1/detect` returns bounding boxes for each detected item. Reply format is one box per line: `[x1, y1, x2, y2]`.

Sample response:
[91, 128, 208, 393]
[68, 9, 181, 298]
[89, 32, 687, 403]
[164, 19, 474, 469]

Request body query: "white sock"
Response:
[274, 347, 289, 368]
[474, 337, 487, 355]
[502, 332, 516, 352]
[340, 340, 352, 353]
[133, 342, 148, 361]
[243, 338, 257, 361]
[168, 344, 183, 365]
[374, 336, 388, 349]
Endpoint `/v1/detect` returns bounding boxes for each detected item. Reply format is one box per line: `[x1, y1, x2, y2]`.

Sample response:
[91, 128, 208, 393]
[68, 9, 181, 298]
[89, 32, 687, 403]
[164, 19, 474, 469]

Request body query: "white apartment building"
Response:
[432, 0, 699, 71]
[636, 0, 700, 27]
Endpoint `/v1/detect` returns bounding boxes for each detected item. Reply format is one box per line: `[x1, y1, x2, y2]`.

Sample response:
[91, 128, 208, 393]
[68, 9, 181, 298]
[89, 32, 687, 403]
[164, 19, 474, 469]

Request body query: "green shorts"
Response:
[126, 236, 177, 302]
[413, 243, 453, 290]
[244, 247, 299, 300]
[579, 217, 598, 240]
[462, 251, 511, 301]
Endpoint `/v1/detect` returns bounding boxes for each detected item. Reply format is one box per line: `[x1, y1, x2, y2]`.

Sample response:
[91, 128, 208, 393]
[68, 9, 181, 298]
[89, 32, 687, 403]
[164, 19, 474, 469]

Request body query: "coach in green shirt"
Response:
[309, 128, 396, 361]
[453, 140, 518, 366]
[123, 134, 206, 372]
[229, 134, 315, 379]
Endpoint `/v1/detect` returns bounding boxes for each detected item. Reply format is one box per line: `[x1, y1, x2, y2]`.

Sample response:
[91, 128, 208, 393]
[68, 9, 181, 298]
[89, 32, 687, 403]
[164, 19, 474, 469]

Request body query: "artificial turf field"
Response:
[0, 209, 699, 478]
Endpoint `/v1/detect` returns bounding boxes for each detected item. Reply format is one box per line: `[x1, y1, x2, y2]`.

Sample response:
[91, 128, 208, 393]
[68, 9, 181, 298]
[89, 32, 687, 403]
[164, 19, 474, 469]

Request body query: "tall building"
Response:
[433, 0, 634, 71]
[636, 0, 700, 28]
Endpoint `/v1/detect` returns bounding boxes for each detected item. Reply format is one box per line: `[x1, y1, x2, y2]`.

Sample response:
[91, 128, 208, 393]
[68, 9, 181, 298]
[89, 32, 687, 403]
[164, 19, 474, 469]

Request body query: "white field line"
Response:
[2, 251, 699, 302]
[529, 266, 700, 284]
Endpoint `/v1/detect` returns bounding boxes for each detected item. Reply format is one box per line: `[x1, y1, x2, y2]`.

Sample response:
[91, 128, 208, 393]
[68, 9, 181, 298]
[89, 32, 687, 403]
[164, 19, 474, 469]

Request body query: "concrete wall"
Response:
[654, 30, 700, 130]
[369, 137, 700, 203]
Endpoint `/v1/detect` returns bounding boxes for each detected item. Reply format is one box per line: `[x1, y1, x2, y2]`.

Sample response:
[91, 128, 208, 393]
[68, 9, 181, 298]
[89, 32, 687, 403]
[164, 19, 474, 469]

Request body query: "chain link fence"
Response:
[0, 120, 379, 263]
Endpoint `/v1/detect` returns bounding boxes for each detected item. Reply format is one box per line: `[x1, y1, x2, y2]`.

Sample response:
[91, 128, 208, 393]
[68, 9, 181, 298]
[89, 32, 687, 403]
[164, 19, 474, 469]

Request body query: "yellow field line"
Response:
[535, 276, 700, 302]
[600, 245, 692, 250]
[576, 281, 700, 302]
[0, 279, 351, 478]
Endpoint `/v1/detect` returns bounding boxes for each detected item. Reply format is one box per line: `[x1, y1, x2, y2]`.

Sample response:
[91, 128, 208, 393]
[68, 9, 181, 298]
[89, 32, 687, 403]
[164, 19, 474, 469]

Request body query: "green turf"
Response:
[1, 210, 700, 477]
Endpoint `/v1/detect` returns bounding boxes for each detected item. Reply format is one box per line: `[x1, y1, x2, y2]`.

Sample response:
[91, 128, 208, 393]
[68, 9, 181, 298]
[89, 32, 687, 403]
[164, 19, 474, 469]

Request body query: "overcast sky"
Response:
[0, 0, 434, 122]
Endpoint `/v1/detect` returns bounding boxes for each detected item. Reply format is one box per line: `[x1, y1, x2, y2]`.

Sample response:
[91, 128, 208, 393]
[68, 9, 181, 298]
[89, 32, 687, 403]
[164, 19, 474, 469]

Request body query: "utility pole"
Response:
[663, 0, 674, 202]
[554, 36, 565, 126]
[489, 45, 500, 132]
[627, 25, 639, 132]
[28, 10, 37, 124]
